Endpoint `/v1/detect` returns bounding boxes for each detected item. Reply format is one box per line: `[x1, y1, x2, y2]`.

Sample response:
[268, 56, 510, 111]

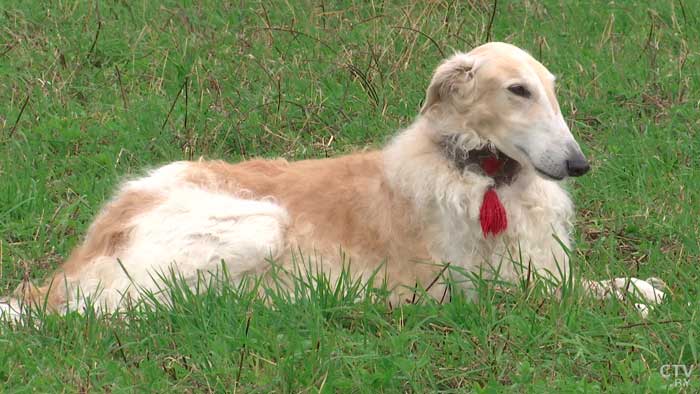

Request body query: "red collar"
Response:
[439, 136, 521, 187]
[439, 136, 513, 237]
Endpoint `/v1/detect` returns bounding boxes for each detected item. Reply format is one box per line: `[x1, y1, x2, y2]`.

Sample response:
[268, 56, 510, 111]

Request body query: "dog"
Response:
[0, 42, 665, 319]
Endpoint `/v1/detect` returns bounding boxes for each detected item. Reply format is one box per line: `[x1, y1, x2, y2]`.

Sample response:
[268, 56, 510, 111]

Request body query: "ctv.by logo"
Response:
[660, 364, 695, 388]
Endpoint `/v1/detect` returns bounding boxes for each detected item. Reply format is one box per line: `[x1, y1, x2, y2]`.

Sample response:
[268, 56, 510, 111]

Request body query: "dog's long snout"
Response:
[566, 155, 590, 177]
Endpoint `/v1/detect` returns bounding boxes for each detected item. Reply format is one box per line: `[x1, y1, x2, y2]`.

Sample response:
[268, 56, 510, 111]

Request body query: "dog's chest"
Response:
[427, 179, 574, 277]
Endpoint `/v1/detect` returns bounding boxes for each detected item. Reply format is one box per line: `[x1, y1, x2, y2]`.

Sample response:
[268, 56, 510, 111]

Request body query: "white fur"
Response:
[63, 184, 288, 313]
[384, 121, 573, 285]
[0, 298, 22, 322]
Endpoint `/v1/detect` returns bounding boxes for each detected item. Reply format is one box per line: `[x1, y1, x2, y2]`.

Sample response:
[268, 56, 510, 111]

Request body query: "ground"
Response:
[1, 1, 699, 392]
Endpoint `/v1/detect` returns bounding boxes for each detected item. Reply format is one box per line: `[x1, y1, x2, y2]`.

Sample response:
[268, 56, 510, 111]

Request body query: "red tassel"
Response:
[480, 188, 508, 237]
[480, 156, 503, 176]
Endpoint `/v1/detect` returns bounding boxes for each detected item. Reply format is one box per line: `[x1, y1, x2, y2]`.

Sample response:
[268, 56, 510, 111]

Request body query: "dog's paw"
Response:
[610, 277, 666, 318]
[644, 277, 667, 293]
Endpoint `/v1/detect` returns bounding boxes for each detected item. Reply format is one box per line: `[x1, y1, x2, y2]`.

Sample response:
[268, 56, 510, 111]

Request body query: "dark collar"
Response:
[438, 134, 521, 187]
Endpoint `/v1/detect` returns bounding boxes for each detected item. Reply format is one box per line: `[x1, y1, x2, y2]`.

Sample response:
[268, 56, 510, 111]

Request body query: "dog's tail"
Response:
[1, 275, 67, 321]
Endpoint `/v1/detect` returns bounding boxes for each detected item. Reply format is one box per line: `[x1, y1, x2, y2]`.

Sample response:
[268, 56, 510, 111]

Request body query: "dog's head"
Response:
[421, 42, 589, 180]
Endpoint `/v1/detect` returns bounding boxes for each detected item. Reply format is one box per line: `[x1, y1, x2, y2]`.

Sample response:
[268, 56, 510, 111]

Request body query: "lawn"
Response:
[1, 0, 699, 392]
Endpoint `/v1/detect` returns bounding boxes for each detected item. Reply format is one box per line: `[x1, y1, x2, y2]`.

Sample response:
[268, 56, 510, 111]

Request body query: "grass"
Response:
[1, 0, 699, 392]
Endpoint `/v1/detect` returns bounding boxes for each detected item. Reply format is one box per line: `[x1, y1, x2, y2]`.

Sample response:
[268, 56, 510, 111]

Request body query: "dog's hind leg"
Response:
[83, 187, 290, 311]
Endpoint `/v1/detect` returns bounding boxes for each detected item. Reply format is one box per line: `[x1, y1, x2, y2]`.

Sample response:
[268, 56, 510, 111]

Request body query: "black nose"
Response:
[566, 157, 590, 177]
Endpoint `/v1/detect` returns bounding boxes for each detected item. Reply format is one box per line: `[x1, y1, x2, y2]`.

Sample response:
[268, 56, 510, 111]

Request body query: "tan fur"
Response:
[184, 155, 438, 299]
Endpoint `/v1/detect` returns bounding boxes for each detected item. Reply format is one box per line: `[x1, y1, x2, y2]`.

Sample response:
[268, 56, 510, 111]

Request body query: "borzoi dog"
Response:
[1, 42, 665, 319]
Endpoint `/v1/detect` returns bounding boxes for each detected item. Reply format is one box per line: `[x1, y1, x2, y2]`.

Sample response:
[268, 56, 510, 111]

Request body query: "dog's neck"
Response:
[438, 134, 521, 187]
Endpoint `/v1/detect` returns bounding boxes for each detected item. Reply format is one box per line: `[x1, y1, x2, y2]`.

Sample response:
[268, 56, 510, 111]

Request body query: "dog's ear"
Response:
[420, 54, 477, 115]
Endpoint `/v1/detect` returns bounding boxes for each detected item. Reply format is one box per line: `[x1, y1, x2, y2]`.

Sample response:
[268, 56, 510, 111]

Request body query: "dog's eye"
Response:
[507, 84, 531, 98]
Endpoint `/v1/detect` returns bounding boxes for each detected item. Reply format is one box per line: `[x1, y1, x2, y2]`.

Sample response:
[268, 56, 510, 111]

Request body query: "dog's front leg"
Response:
[582, 277, 667, 317]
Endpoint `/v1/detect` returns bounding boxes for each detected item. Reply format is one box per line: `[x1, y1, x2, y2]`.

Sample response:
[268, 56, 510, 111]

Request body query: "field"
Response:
[1, 1, 699, 392]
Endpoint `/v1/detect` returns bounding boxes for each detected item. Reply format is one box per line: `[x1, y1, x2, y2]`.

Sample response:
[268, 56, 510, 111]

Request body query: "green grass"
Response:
[1, 0, 699, 392]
